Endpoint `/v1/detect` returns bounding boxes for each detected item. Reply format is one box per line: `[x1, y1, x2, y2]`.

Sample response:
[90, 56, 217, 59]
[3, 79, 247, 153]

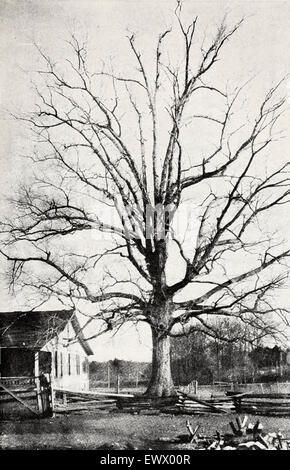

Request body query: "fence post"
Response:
[116, 373, 120, 394]
[34, 352, 43, 415]
[107, 362, 110, 389]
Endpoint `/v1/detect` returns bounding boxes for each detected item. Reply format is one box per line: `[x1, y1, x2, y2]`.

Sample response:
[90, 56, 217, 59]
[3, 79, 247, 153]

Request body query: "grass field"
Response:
[1, 411, 290, 450]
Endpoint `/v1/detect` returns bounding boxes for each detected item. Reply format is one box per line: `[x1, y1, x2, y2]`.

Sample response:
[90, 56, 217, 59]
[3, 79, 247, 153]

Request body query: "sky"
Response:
[0, 0, 290, 361]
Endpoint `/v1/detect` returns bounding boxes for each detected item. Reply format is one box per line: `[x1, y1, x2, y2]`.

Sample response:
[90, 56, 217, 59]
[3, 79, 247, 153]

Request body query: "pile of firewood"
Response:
[159, 416, 290, 450]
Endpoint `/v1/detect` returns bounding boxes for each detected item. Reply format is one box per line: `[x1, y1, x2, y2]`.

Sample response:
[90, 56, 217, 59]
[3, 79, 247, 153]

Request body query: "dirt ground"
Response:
[1, 411, 290, 450]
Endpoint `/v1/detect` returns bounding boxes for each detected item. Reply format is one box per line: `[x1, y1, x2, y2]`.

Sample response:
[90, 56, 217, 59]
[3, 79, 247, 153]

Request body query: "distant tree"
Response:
[171, 330, 213, 384]
[171, 320, 267, 384]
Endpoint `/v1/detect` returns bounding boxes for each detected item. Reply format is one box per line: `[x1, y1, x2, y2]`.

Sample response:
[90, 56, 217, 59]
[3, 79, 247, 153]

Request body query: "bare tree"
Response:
[1, 4, 290, 396]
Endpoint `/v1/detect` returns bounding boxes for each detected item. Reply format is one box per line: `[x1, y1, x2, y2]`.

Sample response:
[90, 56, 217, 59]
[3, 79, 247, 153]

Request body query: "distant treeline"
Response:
[171, 330, 289, 385]
[90, 332, 289, 389]
[89, 359, 151, 389]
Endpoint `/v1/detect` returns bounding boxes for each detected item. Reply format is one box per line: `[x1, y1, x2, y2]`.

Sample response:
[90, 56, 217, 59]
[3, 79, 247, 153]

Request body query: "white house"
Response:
[42, 312, 94, 391]
[0, 309, 93, 393]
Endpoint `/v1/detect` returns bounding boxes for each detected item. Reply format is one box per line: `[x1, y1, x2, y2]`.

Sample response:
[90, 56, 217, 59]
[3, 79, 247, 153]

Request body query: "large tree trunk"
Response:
[145, 327, 176, 397]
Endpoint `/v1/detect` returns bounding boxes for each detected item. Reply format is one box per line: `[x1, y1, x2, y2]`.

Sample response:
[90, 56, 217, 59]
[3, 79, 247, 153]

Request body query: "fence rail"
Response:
[0, 375, 53, 418]
[0, 376, 35, 388]
[179, 380, 290, 397]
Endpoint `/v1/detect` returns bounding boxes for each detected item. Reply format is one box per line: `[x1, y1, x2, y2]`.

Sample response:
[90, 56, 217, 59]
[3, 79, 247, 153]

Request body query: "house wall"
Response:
[42, 320, 89, 391]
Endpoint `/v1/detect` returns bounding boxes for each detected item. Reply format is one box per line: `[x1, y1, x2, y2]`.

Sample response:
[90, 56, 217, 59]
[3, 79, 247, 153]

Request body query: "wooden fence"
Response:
[0, 375, 53, 419]
[179, 380, 290, 398]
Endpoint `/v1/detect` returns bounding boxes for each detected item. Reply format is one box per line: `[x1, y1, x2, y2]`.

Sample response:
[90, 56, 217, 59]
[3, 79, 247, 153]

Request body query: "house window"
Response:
[76, 354, 80, 375]
[60, 352, 63, 377]
[68, 353, 71, 376]
[82, 359, 88, 374]
[54, 351, 58, 378]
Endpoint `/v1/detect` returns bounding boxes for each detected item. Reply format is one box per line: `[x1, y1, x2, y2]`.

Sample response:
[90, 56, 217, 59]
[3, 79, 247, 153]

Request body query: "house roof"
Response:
[70, 315, 94, 356]
[0, 309, 93, 355]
